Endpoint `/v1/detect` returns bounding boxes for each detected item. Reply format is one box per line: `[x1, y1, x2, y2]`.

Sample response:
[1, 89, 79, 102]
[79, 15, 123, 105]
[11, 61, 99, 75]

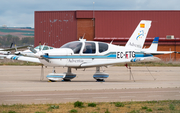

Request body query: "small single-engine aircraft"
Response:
[14, 44, 55, 57]
[4, 20, 176, 82]
[0, 43, 14, 55]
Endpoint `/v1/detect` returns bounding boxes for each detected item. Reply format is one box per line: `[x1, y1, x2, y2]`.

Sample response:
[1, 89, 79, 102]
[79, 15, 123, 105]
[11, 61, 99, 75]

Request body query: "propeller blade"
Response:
[41, 53, 50, 62]
[29, 46, 37, 53]
[10, 43, 13, 48]
[42, 43, 46, 51]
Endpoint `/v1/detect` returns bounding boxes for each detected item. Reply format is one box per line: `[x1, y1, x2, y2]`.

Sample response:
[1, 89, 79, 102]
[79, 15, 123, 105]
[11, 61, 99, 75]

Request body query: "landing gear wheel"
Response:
[96, 79, 105, 82]
[49, 80, 56, 82]
[93, 67, 109, 82]
[62, 79, 71, 82]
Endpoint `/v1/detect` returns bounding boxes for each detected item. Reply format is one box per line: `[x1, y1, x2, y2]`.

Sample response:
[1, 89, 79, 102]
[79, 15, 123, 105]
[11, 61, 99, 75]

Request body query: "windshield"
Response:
[60, 41, 82, 54]
[35, 45, 54, 50]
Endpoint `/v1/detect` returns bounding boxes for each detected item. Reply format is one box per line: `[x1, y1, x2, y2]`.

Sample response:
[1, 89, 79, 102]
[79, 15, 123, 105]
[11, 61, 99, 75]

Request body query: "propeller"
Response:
[28, 46, 37, 53]
[10, 43, 13, 48]
[14, 44, 21, 55]
[29, 41, 50, 63]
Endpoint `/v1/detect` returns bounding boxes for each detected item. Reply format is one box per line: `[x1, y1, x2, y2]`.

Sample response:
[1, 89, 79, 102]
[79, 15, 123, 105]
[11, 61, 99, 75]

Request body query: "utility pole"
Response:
[93, 2, 95, 26]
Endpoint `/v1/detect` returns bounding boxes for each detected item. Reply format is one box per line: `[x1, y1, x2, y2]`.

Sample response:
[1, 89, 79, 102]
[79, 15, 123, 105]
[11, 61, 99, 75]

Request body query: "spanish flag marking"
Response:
[140, 23, 145, 28]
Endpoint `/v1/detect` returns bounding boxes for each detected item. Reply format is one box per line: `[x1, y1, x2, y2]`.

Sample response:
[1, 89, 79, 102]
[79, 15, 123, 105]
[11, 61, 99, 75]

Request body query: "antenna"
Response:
[110, 39, 114, 44]
[82, 33, 86, 39]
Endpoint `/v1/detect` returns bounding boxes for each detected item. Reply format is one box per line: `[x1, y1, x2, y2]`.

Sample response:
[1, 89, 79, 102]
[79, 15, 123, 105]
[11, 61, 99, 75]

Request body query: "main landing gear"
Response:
[93, 67, 109, 82]
[46, 67, 76, 82]
[46, 66, 109, 82]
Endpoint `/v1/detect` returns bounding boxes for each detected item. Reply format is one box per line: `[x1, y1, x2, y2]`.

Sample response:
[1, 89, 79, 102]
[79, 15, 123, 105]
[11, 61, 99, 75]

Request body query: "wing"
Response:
[80, 59, 132, 67]
[1, 45, 29, 51]
[0, 54, 7, 59]
[80, 57, 161, 68]
[6, 55, 41, 63]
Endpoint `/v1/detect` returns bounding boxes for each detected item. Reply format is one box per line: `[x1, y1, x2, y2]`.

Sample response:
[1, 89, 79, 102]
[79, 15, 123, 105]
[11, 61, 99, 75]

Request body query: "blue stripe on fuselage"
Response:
[135, 54, 153, 57]
[42, 53, 153, 59]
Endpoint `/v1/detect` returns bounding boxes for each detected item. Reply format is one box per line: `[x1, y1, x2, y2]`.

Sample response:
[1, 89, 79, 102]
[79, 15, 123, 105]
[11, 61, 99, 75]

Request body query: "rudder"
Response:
[125, 20, 152, 50]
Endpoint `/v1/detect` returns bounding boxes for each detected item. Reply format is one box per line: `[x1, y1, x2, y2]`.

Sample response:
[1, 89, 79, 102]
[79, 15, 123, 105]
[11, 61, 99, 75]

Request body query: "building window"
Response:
[166, 35, 174, 39]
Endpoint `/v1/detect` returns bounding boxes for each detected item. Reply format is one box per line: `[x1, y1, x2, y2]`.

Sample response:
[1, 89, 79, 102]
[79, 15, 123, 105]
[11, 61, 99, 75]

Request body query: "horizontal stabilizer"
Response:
[144, 51, 174, 55]
[147, 37, 159, 51]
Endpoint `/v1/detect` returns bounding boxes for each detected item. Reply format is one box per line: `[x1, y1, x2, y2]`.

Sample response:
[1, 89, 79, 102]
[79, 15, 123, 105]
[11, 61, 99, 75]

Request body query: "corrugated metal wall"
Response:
[35, 10, 180, 46]
[94, 11, 180, 39]
[34, 11, 77, 47]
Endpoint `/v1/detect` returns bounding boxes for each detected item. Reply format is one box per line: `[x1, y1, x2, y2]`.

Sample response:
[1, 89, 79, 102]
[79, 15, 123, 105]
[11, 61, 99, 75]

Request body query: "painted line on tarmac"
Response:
[34, 98, 51, 101]
[4, 99, 21, 101]
[0, 90, 179, 97]
[63, 98, 80, 100]
[119, 96, 135, 98]
[148, 95, 162, 97]
[93, 97, 108, 99]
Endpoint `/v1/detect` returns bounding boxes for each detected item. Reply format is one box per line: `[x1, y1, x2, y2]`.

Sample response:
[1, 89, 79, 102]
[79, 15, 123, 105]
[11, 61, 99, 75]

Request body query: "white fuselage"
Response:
[38, 41, 140, 68]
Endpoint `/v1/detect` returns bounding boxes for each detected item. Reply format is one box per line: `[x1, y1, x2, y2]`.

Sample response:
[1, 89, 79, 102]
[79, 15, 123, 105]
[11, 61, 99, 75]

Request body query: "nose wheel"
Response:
[46, 67, 76, 82]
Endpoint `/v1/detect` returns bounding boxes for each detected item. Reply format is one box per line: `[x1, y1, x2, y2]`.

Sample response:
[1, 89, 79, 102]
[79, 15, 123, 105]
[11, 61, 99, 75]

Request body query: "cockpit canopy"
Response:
[60, 41, 109, 54]
[35, 45, 54, 50]
[60, 42, 82, 54]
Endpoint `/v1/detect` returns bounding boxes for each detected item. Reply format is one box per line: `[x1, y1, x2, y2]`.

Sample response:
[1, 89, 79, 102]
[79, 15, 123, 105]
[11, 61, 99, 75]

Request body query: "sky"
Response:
[0, 0, 180, 28]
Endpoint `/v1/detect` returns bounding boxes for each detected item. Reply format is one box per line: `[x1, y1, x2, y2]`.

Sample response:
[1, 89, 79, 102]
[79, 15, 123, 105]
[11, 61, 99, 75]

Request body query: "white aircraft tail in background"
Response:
[125, 20, 151, 50]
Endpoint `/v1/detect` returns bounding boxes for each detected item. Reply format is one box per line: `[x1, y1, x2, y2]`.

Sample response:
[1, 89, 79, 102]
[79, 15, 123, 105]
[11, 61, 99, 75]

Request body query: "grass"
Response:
[88, 103, 96, 107]
[114, 102, 124, 107]
[0, 100, 180, 113]
[169, 103, 175, 110]
[74, 101, 84, 108]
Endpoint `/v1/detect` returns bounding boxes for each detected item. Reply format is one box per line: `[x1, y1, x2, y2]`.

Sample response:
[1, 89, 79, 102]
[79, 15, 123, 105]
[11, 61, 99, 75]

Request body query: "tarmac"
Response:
[0, 66, 180, 104]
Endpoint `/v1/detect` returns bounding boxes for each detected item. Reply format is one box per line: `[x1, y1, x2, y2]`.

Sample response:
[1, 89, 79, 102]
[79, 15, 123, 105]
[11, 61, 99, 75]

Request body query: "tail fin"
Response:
[147, 37, 159, 51]
[143, 37, 174, 55]
[125, 20, 152, 50]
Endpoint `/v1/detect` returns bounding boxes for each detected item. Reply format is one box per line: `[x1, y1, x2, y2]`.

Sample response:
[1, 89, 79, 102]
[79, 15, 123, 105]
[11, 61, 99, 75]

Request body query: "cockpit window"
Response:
[35, 45, 54, 50]
[83, 42, 96, 54]
[42, 46, 49, 50]
[98, 42, 108, 53]
[60, 42, 82, 54]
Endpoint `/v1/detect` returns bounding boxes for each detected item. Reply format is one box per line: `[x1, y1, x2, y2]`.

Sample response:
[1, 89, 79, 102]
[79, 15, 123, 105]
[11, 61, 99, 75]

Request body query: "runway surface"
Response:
[0, 66, 180, 104]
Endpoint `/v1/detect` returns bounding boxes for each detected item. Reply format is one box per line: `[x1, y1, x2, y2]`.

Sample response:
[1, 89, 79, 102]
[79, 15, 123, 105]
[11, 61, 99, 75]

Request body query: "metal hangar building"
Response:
[34, 10, 180, 61]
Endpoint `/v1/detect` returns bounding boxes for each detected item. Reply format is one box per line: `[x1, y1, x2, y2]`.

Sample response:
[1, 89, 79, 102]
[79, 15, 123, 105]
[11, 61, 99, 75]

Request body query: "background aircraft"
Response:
[3, 20, 176, 82]
[14, 44, 55, 57]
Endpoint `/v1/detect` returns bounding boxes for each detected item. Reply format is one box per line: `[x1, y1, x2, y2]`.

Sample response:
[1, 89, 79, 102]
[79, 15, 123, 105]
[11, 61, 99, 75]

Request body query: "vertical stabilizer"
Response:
[125, 20, 152, 50]
[147, 37, 159, 51]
